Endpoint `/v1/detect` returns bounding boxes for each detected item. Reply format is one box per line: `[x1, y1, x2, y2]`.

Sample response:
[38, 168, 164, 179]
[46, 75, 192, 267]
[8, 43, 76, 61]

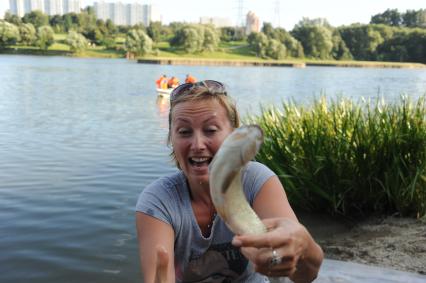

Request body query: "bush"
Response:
[66, 30, 88, 52]
[124, 28, 153, 56]
[169, 24, 220, 53]
[37, 25, 54, 50]
[0, 20, 20, 48]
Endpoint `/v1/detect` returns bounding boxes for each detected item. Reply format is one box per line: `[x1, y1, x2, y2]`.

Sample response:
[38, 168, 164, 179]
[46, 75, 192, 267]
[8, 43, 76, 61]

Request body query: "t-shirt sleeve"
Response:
[243, 161, 276, 205]
[135, 178, 174, 226]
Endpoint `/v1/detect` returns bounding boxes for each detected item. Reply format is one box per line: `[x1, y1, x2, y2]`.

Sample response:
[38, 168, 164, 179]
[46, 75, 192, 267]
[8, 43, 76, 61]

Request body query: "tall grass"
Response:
[248, 95, 426, 218]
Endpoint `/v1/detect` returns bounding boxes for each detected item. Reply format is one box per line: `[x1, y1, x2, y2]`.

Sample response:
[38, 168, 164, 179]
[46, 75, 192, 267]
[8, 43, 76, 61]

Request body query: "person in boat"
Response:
[136, 80, 324, 283]
[185, 74, 197, 84]
[156, 74, 169, 90]
[168, 76, 180, 89]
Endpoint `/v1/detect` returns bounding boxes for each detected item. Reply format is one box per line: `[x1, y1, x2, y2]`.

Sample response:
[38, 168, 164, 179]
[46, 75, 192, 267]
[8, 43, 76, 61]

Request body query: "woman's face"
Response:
[170, 99, 233, 186]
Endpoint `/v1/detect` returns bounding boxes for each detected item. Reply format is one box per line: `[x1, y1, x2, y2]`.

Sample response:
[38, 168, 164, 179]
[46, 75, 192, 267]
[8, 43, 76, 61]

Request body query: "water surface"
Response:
[1, 55, 425, 282]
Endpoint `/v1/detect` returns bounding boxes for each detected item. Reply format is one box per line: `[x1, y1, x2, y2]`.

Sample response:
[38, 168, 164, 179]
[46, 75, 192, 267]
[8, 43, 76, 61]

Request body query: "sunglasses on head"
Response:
[170, 80, 227, 102]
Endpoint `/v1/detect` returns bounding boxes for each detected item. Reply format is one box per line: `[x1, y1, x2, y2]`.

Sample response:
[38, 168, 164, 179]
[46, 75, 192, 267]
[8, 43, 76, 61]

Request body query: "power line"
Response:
[235, 0, 245, 27]
[274, 0, 281, 27]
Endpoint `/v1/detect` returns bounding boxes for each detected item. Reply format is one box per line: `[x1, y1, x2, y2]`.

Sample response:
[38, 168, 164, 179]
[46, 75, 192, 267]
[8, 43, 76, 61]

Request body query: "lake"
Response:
[0, 55, 425, 283]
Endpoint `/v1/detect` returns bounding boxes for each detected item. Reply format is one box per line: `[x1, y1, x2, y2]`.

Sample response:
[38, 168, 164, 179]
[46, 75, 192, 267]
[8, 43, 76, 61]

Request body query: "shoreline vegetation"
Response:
[1, 47, 425, 69]
[137, 57, 426, 68]
[249, 96, 426, 219]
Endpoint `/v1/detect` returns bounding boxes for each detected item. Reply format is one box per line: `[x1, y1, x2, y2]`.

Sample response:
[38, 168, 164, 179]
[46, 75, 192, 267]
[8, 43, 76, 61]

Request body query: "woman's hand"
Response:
[232, 218, 322, 281]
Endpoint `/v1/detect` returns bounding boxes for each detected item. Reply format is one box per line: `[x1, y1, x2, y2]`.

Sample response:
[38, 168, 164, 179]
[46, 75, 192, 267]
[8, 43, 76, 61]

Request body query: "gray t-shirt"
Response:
[136, 161, 275, 283]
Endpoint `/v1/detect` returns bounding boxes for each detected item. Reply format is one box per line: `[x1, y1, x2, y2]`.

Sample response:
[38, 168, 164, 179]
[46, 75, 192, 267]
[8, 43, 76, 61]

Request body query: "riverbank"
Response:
[1, 47, 425, 68]
[300, 214, 426, 275]
[137, 57, 426, 68]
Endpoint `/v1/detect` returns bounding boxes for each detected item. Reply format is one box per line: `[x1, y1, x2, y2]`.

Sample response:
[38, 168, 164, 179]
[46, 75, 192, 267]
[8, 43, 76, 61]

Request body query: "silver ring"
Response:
[270, 249, 282, 266]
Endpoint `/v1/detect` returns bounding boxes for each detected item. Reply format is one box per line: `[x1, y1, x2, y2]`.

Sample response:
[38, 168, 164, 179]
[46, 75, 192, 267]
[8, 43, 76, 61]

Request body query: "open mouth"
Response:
[189, 157, 212, 167]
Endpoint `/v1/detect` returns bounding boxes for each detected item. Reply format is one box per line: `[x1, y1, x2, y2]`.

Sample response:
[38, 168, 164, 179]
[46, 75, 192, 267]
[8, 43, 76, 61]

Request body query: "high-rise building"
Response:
[110, 2, 125, 25]
[9, 0, 26, 17]
[9, 0, 80, 16]
[94, 1, 157, 26]
[25, 0, 44, 13]
[63, 0, 81, 14]
[9, 0, 157, 26]
[44, 0, 62, 15]
[245, 11, 260, 35]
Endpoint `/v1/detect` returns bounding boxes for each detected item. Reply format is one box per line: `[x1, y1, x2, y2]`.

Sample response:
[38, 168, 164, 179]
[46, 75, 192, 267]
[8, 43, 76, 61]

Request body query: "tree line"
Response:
[1, 8, 425, 63]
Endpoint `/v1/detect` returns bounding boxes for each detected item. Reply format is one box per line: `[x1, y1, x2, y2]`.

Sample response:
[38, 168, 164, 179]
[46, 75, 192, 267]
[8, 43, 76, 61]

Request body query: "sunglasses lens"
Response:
[170, 80, 226, 101]
[202, 80, 225, 93]
[170, 83, 192, 99]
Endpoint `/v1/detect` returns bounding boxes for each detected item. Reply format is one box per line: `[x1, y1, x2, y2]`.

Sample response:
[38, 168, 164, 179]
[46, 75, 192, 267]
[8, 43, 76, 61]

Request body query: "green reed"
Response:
[247, 95, 426, 218]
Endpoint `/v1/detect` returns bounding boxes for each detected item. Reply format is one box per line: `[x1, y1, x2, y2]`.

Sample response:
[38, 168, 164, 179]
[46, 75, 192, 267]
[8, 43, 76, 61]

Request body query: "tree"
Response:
[22, 10, 49, 28]
[370, 9, 401, 26]
[402, 9, 426, 28]
[261, 22, 275, 37]
[265, 38, 286, 59]
[63, 13, 79, 32]
[19, 23, 36, 46]
[36, 25, 54, 50]
[370, 24, 395, 41]
[247, 32, 268, 58]
[377, 29, 426, 63]
[169, 25, 204, 53]
[181, 26, 204, 53]
[294, 17, 332, 29]
[83, 26, 104, 44]
[220, 26, 244, 41]
[49, 15, 65, 33]
[124, 28, 153, 56]
[66, 30, 88, 53]
[105, 19, 117, 35]
[331, 30, 352, 60]
[77, 10, 97, 34]
[338, 24, 385, 60]
[202, 25, 220, 52]
[4, 12, 22, 25]
[147, 21, 162, 42]
[270, 27, 304, 58]
[169, 22, 185, 34]
[292, 22, 333, 59]
[0, 21, 20, 49]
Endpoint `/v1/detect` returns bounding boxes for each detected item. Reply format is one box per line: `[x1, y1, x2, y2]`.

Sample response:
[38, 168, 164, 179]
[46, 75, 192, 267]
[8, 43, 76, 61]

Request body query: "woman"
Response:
[136, 80, 323, 283]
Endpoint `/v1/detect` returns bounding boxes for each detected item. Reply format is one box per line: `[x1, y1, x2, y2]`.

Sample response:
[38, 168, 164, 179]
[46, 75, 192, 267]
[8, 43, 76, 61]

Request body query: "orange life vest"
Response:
[168, 77, 180, 88]
[185, 75, 197, 84]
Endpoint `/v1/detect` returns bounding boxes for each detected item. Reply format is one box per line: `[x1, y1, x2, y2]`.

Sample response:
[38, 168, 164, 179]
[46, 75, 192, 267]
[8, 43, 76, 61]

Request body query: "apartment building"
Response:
[94, 1, 160, 26]
[8, 0, 81, 17]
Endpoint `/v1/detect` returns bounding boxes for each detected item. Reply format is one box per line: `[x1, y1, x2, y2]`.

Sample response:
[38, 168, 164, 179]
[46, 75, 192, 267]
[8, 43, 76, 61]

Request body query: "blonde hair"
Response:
[168, 84, 240, 168]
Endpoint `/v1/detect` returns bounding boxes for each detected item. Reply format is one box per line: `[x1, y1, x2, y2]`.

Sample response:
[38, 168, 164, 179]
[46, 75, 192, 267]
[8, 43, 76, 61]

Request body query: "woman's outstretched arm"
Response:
[136, 212, 175, 283]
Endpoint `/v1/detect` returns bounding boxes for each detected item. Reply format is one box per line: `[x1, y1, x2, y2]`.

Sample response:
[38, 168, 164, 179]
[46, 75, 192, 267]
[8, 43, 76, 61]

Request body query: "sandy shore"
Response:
[302, 214, 426, 275]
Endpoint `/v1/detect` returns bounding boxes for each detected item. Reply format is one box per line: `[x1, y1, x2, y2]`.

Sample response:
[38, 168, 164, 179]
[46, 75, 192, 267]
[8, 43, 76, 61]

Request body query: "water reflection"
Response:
[156, 95, 170, 129]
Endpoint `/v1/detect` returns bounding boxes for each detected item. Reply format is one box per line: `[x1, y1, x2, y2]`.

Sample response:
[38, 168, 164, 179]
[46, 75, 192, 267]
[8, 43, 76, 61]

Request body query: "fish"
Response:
[209, 124, 267, 235]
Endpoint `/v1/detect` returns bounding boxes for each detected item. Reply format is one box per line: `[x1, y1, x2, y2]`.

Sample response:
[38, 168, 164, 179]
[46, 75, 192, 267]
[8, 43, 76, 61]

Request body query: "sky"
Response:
[1, 0, 425, 30]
